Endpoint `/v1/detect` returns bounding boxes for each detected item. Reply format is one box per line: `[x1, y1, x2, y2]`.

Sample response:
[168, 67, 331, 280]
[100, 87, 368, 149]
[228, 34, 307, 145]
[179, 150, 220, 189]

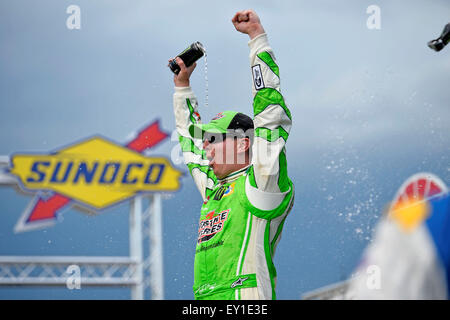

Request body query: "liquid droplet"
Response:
[203, 50, 209, 108]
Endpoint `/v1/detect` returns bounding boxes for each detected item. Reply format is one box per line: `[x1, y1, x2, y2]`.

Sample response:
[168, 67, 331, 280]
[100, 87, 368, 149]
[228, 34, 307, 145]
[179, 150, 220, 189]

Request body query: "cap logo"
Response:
[211, 112, 225, 121]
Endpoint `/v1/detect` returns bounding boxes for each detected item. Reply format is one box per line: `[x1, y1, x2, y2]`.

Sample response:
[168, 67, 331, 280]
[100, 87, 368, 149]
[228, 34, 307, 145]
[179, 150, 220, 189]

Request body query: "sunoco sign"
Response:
[4, 120, 183, 232]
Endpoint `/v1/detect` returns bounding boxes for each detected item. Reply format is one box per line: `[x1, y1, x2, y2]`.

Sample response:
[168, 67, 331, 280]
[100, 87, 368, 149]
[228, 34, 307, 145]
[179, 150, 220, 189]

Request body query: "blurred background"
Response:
[0, 0, 449, 299]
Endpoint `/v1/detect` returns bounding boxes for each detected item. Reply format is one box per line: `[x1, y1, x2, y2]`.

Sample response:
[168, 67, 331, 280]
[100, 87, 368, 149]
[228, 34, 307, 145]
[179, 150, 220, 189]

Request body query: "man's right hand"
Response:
[169, 57, 197, 87]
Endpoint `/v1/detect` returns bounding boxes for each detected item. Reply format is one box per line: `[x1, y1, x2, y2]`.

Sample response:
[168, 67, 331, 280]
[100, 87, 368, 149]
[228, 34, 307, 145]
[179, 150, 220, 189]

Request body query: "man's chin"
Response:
[212, 167, 223, 179]
[210, 163, 225, 179]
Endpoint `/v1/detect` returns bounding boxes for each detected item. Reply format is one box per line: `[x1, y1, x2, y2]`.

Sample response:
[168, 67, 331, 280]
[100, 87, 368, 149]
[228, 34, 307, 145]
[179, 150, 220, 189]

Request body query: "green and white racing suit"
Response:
[173, 33, 294, 300]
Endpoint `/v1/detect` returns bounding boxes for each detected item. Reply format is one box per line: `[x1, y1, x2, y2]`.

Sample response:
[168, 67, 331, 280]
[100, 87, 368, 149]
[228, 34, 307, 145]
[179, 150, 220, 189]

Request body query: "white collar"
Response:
[217, 165, 251, 185]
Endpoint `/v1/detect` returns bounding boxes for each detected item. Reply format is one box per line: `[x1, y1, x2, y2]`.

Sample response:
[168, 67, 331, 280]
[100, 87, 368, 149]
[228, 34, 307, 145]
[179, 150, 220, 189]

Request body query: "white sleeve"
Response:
[173, 86, 217, 201]
[246, 33, 292, 195]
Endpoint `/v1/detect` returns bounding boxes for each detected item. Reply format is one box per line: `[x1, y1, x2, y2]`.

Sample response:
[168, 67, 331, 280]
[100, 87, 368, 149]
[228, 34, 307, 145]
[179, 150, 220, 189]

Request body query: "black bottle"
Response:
[428, 23, 450, 52]
[169, 42, 205, 74]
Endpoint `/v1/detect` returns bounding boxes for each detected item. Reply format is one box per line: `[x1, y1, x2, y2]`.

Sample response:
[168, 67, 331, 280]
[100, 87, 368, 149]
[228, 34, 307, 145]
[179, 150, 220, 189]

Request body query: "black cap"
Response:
[228, 112, 254, 135]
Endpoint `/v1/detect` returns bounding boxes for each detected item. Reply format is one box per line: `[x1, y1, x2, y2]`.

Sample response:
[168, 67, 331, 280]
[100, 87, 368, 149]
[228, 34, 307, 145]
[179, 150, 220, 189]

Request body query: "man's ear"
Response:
[238, 138, 250, 153]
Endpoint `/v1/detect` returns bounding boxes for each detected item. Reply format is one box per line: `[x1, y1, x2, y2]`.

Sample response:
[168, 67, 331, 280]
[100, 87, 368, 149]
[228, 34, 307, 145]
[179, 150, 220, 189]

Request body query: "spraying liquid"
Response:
[203, 51, 209, 108]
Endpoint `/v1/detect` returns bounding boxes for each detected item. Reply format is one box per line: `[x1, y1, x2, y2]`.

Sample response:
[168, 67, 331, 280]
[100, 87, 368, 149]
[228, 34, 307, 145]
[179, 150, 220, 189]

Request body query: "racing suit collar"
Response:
[217, 165, 250, 185]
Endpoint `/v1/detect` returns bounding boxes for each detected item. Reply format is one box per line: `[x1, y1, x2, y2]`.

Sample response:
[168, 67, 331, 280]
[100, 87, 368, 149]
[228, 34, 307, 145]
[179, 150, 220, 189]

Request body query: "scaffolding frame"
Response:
[0, 156, 164, 299]
[301, 279, 354, 300]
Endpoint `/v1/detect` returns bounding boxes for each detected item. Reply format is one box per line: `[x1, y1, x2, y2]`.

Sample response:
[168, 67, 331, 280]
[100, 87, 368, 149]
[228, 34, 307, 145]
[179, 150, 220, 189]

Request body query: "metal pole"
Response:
[129, 195, 144, 300]
[149, 193, 164, 300]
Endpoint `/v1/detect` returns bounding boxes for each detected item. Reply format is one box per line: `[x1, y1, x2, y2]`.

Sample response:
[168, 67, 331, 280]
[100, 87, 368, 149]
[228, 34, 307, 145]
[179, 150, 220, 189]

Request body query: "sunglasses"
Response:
[203, 133, 227, 144]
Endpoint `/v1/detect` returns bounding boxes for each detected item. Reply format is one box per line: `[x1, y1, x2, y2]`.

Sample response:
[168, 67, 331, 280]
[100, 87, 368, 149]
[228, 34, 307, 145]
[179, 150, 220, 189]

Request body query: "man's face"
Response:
[203, 133, 249, 179]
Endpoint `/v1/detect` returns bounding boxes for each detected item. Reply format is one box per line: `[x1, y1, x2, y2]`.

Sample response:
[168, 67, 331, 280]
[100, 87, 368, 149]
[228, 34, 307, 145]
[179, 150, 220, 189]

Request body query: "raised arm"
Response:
[233, 10, 292, 195]
[171, 58, 217, 201]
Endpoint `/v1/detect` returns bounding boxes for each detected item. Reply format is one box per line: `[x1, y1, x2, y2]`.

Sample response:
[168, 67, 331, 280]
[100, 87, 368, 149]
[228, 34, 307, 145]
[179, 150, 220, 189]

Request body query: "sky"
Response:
[0, 0, 449, 299]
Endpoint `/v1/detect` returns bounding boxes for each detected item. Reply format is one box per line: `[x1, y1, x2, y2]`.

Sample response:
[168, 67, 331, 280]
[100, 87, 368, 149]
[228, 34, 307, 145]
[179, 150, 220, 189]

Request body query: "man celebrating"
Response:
[171, 9, 294, 300]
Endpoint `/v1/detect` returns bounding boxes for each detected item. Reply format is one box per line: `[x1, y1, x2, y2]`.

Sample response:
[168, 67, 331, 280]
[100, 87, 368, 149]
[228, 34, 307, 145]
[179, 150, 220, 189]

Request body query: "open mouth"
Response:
[205, 148, 215, 167]
[208, 157, 216, 168]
